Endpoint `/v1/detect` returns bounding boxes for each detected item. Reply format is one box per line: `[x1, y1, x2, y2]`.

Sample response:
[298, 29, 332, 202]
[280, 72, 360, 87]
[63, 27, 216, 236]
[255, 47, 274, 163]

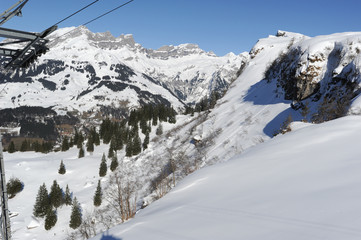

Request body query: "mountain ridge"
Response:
[0, 26, 245, 116]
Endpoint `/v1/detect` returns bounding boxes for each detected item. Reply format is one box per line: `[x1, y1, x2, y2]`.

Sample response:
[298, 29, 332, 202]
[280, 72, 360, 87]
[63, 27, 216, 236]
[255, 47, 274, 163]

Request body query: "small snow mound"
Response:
[27, 217, 40, 229]
[9, 212, 19, 218]
[84, 181, 94, 188]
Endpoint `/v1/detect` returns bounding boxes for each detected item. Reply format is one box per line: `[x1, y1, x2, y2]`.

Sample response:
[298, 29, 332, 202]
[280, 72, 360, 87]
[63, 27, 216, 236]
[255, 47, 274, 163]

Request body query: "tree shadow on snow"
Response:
[100, 233, 122, 240]
[242, 79, 303, 137]
[242, 79, 289, 106]
[263, 107, 303, 137]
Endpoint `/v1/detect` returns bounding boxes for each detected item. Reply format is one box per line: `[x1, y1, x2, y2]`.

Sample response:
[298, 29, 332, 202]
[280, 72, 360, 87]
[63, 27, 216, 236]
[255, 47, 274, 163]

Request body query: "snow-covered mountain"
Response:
[0, 26, 246, 115]
[4, 30, 361, 240]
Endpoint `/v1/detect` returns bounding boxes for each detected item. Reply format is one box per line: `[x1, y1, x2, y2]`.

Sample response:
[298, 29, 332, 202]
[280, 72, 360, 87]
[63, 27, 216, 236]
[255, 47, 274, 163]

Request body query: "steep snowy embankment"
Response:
[91, 115, 361, 240]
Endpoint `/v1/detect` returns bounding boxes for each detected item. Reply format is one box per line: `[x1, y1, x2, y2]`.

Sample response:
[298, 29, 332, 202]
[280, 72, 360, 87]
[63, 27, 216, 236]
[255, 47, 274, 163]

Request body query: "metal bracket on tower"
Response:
[0, 25, 57, 69]
[0, 0, 29, 26]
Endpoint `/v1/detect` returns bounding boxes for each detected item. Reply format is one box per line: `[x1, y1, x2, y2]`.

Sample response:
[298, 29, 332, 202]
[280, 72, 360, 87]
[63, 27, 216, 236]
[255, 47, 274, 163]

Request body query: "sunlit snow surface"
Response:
[89, 116, 361, 240]
[4, 29, 361, 239]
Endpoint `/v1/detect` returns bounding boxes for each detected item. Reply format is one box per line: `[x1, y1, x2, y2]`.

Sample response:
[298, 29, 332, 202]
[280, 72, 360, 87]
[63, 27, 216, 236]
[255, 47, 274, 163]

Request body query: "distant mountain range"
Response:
[0, 26, 246, 115]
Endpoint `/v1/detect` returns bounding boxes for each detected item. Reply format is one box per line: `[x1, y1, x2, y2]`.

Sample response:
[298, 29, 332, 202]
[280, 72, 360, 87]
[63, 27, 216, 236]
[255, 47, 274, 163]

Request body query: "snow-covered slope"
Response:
[4, 30, 361, 240]
[90, 115, 361, 240]
[0, 26, 246, 114]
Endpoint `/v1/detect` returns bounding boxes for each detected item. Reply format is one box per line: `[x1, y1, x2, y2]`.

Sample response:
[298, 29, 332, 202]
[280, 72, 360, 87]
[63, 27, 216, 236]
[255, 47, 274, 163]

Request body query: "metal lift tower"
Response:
[0, 1, 57, 239]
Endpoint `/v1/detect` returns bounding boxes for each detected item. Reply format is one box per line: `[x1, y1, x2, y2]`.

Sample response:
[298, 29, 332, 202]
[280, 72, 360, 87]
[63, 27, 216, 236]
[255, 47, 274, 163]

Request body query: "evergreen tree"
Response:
[125, 138, 133, 157]
[142, 131, 150, 150]
[93, 180, 102, 207]
[110, 155, 119, 172]
[49, 180, 63, 209]
[7, 141, 15, 153]
[33, 183, 50, 218]
[7, 177, 23, 199]
[132, 134, 142, 155]
[64, 185, 72, 206]
[61, 136, 69, 151]
[156, 123, 163, 136]
[41, 141, 53, 153]
[140, 118, 148, 134]
[78, 146, 85, 158]
[77, 132, 84, 149]
[58, 160, 66, 175]
[86, 136, 94, 153]
[152, 112, 158, 126]
[73, 129, 79, 146]
[20, 139, 29, 152]
[92, 127, 100, 146]
[32, 141, 41, 152]
[44, 209, 57, 230]
[99, 153, 107, 177]
[69, 137, 74, 148]
[108, 146, 114, 158]
[115, 133, 123, 151]
[69, 197, 82, 229]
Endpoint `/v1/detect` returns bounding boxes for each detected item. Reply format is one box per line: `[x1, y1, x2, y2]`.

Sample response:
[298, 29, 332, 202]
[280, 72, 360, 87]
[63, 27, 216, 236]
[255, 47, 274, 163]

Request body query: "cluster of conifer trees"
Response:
[57, 104, 177, 159]
[33, 161, 82, 230]
[184, 90, 222, 115]
[6, 139, 53, 153]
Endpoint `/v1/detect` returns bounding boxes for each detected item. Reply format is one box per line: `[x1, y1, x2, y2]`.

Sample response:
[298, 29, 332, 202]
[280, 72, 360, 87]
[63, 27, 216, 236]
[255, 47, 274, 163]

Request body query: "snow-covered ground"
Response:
[5, 144, 111, 239]
[4, 29, 361, 239]
[89, 115, 361, 240]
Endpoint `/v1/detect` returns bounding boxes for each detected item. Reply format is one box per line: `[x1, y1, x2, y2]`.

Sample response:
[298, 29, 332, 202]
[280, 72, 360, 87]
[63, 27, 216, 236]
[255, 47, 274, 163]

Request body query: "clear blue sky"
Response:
[2, 0, 361, 56]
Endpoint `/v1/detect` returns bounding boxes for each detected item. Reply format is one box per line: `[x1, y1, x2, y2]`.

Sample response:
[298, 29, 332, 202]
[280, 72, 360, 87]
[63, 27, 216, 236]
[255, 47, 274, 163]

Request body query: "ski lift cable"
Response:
[82, 0, 134, 26]
[51, 0, 100, 28]
[48, 0, 135, 43]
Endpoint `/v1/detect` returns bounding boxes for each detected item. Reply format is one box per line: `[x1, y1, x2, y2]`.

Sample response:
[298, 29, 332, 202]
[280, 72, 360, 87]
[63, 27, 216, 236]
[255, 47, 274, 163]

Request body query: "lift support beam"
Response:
[0, 25, 57, 69]
[0, 0, 29, 26]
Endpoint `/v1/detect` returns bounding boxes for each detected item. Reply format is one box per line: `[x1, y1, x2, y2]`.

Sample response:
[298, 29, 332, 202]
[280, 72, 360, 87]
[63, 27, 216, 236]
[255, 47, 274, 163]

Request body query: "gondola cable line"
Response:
[48, 0, 135, 45]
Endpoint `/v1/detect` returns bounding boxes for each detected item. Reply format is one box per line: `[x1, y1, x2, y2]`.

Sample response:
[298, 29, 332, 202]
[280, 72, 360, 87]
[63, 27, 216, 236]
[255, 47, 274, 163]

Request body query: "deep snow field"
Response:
[89, 116, 361, 240]
[5, 116, 361, 240]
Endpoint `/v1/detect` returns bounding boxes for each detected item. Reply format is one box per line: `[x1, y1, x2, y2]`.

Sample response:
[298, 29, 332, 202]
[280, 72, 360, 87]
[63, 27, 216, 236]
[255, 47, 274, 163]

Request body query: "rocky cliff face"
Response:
[263, 31, 361, 117]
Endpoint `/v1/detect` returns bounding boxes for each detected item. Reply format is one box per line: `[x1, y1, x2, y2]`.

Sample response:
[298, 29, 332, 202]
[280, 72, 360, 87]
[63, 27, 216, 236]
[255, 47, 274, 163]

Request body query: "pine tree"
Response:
[93, 180, 102, 207]
[69, 197, 82, 229]
[77, 132, 84, 149]
[7, 177, 23, 199]
[115, 133, 123, 151]
[92, 127, 100, 146]
[125, 138, 133, 157]
[32, 140, 41, 152]
[132, 134, 142, 155]
[78, 146, 85, 158]
[108, 146, 114, 158]
[99, 153, 107, 177]
[33, 183, 50, 218]
[20, 139, 29, 152]
[110, 155, 119, 172]
[44, 209, 57, 230]
[69, 137, 74, 148]
[58, 160, 66, 175]
[86, 136, 94, 153]
[61, 136, 69, 151]
[7, 141, 15, 153]
[143, 131, 150, 150]
[73, 129, 79, 146]
[64, 185, 72, 206]
[152, 112, 158, 126]
[49, 180, 63, 209]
